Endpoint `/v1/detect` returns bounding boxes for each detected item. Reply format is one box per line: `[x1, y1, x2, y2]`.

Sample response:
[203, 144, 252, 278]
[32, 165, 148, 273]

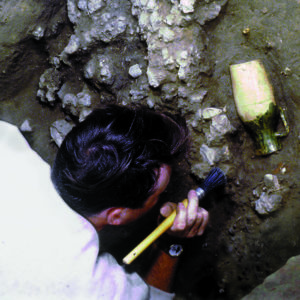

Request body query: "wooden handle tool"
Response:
[122, 199, 188, 265]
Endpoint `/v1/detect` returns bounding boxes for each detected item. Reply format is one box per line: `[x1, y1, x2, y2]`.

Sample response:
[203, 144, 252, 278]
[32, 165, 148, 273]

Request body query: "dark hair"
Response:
[51, 105, 189, 217]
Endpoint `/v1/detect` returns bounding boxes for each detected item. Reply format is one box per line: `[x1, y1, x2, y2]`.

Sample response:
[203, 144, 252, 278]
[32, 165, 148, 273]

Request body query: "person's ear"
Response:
[87, 207, 129, 230]
[88, 206, 144, 230]
[152, 164, 172, 196]
[106, 207, 127, 225]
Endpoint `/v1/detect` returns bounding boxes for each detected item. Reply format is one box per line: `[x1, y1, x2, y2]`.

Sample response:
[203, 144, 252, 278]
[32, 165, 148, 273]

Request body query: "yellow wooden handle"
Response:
[122, 198, 189, 265]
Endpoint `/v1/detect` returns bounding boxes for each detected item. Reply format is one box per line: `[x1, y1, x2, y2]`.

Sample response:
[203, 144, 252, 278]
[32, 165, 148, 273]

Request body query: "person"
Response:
[0, 105, 209, 299]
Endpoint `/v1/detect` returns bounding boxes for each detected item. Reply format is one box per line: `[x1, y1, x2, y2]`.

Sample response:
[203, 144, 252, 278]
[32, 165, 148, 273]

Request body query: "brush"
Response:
[122, 167, 226, 265]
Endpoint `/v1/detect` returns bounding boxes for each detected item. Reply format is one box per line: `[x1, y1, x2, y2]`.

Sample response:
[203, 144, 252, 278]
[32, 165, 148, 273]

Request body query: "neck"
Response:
[87, 213, 107, 231]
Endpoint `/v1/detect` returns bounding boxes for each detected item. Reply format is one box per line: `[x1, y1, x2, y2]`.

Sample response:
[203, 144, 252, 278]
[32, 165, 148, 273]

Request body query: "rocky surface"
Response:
[242, 254, 300, 300]
[0, 0, 299, 299]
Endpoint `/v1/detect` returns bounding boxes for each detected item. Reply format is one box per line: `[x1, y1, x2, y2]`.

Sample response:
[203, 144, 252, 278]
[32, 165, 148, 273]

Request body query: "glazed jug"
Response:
[230, 59, 289, 156]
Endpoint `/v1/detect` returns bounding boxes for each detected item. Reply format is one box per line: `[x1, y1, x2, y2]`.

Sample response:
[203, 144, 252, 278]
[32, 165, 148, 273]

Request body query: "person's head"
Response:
[51, 105, 189, 228]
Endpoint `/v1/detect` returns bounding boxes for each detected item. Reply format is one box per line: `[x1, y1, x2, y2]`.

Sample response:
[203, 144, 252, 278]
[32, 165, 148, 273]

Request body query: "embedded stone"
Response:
[200, 144, 231, 166]
[84, 55, 115, 86]
[211, 114, 235, 135]
[87, 0, 105, 14]
[79, 108, 92, 122]
[32, 26, 45, 40]
[200, 144, 218, 166]
[147, 67, 163, 88]
[201, 107, 223, 120]
[206, 114, 235, 146]
[189, 89, 207, 103]
[129, 64, 143, 78]
[62, 93, 78, 116]
[20, 120, 33, 133]
[158, 27, 175, 43]
[64, 35, 81, 55]
[77, 91, 92, 107]
[179, 0, 196, 14]
[264, 174, 280, 191]
[255, 193, 282, 215]
[196, 2, 223, 26]
[37, 68, 61, 104]
[50, 120, 74, 147]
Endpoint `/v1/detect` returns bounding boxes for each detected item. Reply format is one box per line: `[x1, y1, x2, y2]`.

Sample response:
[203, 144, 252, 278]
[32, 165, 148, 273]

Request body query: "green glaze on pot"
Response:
[244, 102, 280, 155]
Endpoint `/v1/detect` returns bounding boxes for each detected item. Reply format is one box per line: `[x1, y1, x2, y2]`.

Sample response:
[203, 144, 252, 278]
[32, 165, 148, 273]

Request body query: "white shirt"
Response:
[0, 121, 173, 300]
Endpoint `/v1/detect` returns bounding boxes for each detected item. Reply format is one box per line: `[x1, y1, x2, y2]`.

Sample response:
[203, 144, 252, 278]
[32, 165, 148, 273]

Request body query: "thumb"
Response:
[160, 202, 177, 217]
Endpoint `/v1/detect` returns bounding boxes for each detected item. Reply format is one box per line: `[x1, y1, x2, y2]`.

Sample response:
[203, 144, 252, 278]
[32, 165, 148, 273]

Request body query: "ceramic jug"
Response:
[230, 59, 289, 156]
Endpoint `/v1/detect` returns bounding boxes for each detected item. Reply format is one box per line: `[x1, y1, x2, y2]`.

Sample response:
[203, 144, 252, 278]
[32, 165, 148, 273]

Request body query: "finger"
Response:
[160, 202, 177, 217]
[187, 190, 199, 226]
[170, 202, 187, 231]
[186, 211, 203, 238]
[197, 208, 209, 236]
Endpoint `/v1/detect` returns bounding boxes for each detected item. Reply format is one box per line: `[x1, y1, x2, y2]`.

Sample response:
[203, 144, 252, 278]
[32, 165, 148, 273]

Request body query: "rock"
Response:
[132, 0, 210, 102]
[37, 68, 61, 104]
[191, 162, 214, 180]
[252, 188, 261, 198]
[179, 0, 196, 14]
[58, 83, 94, 118]
[129, 64, 143, 78]
[159, 27, 176, 43]
[77, 91, 92, 107]
[281, 67, 292, 76]
[200, 144, 218, 166]
[51, 56, 61, 68]
[50, 119, 74, 147]
[129, 85, 149, 102]
[63, 34, 81, 55]
[200, 107, 224, 120]
[36, 0, 225, 115]
[57, 81, 83, 101]
[264, 174, 280, 191]
[86, 0, 105, 14]
[61, 93, 78, 116]
[32, 25, 45, 40]
[255, 192, 282, 215]
[147, 97, 156, 108]
[189, 90, 208, 103]
[63, 0, 135, 56]
[82, 44, 146, 99]
[206, 114, 236, 146]
[84, 54, 115, 86]
[199, 144, 230, 166]
[159, 83, 178, 103]
[20, 120, 33, 132]
[178, 88, 207, 115]
[211, 114, 235, 136]
[79, 108, 92, 122]
[195, 1, 227, 26]
[242, 255, 300, 300]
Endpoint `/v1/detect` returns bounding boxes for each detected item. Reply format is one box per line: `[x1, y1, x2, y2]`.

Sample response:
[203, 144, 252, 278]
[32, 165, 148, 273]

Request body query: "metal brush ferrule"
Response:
[195, 187, 205, 200]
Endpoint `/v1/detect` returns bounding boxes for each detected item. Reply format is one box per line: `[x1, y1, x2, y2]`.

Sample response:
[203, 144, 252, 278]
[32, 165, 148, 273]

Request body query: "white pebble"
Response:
[129, 64, 142, 78]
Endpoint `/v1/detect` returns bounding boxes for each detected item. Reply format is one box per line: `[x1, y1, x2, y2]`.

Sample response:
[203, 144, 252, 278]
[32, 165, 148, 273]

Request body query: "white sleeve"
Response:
[89, 252, 175, 299]
[0, 120, 175, 300]
[150, 286, 175, 299]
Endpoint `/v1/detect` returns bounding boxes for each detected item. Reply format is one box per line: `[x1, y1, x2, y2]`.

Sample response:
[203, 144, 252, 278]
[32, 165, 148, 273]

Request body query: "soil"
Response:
[0, 0, 299, 299]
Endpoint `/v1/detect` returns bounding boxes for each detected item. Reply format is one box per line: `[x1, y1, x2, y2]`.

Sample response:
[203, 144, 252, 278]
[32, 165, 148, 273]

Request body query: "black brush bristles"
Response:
[195, 167, 226, 200]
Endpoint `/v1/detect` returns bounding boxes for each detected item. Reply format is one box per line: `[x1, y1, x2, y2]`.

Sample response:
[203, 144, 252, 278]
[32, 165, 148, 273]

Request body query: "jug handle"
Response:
[275, 107, 289, 138]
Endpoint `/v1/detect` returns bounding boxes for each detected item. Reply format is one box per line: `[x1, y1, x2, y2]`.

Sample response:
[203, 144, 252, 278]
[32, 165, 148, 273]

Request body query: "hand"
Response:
[160, 190, 209, 238]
